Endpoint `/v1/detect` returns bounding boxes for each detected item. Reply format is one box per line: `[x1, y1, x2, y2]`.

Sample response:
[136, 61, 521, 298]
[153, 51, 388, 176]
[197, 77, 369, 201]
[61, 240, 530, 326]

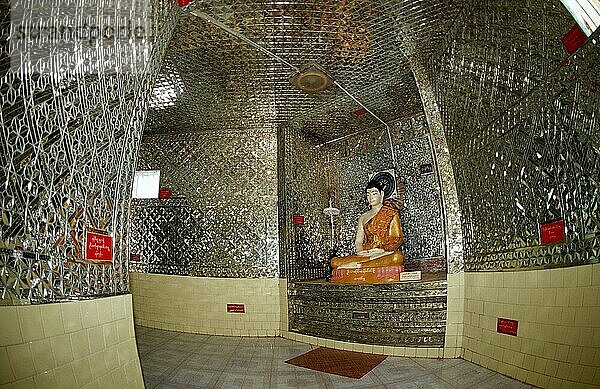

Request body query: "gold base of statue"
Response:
[330, 265, 404, 284]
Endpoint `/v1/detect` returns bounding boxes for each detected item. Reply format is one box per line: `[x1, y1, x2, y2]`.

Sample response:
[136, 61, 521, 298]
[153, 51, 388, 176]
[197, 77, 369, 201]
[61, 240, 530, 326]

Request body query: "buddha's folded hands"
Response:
[337, 261, 362, 269]
[357, 248, 390, 259]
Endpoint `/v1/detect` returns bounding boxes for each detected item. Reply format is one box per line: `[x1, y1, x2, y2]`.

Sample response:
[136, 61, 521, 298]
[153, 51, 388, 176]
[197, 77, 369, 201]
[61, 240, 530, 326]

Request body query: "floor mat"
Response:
[285, 347, 387, 379]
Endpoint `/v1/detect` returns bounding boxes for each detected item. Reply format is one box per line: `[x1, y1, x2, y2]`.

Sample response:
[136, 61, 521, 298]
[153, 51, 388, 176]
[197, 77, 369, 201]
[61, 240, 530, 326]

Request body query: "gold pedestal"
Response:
[330, 265, 404, 284]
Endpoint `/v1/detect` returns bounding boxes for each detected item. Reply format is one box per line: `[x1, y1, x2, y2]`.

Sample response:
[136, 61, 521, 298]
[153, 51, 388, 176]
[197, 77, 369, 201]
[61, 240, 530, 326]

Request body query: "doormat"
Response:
[285, 347, 387, 379]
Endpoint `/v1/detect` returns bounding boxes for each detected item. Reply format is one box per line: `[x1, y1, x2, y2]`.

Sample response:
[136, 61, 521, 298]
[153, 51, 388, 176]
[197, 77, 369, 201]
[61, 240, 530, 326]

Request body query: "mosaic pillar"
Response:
[0, 0, 180, 303]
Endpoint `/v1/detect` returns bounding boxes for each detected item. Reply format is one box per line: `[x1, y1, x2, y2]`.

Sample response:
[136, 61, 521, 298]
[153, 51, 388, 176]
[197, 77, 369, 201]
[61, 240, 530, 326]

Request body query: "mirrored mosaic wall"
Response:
[0, 0, 180, 303]
[431, 1, 600, 271]
[288, 277, 447, 347]
[282, 113, 447, 280]
[278, 125, 331, 280]
[140, 0, 463, 281]
[128, 130, 279, 278]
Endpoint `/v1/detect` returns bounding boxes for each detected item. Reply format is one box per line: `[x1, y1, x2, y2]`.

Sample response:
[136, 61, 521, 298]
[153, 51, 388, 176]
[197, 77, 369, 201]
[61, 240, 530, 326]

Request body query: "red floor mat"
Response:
[285, 347, 387, 379]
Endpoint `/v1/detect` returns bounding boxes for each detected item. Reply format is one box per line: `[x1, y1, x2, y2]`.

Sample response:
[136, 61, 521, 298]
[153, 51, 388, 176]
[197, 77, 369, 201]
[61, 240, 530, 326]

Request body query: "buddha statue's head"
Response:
[365, 179, 385, 207]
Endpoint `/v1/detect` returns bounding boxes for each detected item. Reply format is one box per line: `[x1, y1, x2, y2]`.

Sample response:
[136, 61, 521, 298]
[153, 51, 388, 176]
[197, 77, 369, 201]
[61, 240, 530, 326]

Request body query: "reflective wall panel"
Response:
[128, 130, 279, 278]
[278, 125, 331, 281]
[323, 114, 446, 274]
[0, 0, 180, 303]
[282, 113, 447, 280]
[289, 278, 447, 347]
[432, 1, 599, 271]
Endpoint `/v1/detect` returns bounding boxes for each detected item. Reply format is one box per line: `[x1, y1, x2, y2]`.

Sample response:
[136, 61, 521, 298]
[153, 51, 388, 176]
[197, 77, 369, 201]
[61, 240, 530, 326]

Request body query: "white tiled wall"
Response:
[458, 264, 600, 388]
[0, 294, 143, 389]
[131, 264, 600, 389]
[444, 272, 465, 359]
[130, 272, 281, 336]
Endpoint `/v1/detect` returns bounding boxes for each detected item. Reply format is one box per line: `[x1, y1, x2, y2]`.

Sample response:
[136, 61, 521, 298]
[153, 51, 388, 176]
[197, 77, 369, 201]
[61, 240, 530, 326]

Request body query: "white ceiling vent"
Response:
[290, 64, 334, 93]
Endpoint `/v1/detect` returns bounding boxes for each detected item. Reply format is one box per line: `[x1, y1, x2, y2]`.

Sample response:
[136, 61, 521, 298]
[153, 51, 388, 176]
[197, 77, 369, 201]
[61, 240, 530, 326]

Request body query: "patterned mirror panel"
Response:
[432, 2, 599, 271]
[282, 114, 447, 280]
[128, 130, 279, 278]
[0, 0, 180, 303]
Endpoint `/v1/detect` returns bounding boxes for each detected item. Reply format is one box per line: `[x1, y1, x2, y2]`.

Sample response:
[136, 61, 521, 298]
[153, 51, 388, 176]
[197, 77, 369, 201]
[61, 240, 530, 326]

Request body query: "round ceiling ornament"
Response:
[290, 64, 334, 93]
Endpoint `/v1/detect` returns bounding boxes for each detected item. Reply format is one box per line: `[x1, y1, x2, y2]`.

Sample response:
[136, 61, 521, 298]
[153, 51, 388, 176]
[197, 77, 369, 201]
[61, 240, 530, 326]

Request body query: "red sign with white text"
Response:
[497, 318, 518, 336]
[353, 107, 368, 116]
[227, 304, 245, 313]
[85, 231, 113, 262]
[159, 189, 172, 198]
[540, 220, 565, 245]
[293, 214, 305, 225]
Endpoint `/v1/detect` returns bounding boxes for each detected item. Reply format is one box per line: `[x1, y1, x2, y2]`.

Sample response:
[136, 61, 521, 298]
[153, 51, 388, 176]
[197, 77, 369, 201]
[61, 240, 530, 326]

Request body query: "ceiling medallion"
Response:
[290, 64, 334, 93]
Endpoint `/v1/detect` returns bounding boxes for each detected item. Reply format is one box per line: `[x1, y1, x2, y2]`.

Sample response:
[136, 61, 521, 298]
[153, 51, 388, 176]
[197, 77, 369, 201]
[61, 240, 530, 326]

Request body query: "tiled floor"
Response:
[135, 326, 537, 389]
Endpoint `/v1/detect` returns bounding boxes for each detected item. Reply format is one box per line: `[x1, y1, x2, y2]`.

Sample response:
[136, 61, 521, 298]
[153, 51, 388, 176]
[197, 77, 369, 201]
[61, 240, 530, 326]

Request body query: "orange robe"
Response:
[331, 205, 404, 268]
[362, 206, 403, 251]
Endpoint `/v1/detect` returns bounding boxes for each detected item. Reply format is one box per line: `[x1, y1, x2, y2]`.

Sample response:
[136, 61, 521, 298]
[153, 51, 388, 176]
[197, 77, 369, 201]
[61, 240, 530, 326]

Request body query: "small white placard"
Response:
[400, 271, 422, 281]
[132, 170, 160, 199]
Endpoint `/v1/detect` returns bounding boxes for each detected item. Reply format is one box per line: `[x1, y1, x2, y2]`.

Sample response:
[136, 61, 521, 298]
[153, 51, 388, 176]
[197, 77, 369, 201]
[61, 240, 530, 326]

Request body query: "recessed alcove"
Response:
[277, 111, 450, 347]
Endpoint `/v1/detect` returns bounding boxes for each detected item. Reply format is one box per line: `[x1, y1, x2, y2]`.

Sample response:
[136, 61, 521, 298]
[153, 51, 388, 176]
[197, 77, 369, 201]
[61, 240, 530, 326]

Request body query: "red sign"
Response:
[540, 220, 565, 245]
[353, 107, 368, 116]
[226, 304, 245, 313]
[497, 318, 518, 336]
[293, 214, 305, 225]
[130, 253, 141, 262]
[178, 0, 193, 6]
[562, 24, 586, 54]
[159, 189, 172, 198]
[85, 230, 113, 262]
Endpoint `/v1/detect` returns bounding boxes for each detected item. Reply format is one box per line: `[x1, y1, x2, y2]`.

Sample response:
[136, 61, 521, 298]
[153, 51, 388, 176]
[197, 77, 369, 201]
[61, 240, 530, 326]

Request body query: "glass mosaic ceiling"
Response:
[146, 0, 462, 141]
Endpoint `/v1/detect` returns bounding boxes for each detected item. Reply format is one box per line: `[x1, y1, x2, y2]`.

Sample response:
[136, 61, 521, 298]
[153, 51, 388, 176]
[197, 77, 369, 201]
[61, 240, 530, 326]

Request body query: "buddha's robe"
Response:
[331, 205, 405, 269]
[362, 205, 403, 251]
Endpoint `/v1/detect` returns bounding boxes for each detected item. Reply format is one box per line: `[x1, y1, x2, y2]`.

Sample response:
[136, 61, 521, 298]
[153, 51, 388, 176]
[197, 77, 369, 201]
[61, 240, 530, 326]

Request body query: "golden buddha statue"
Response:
[331, 180, 405, 271]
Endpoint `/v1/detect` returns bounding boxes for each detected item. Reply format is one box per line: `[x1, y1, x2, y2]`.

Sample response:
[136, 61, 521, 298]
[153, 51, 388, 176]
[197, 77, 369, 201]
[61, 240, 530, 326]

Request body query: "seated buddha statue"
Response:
[331, 180, 405, 270]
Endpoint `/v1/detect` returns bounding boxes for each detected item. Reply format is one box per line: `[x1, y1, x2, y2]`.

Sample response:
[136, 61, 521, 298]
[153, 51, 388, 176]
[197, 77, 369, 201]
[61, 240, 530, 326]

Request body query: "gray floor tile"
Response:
[241, 372, 271, 389]
[186, 370, 222, 387]
[174, 332, 211, 343]
[169, 369, 199, 385]
[412, 357, 465, 371]
[212, 371, 247, 388]
[433, 361, 496, 388]
[384, 372, 455, 389]
[372, 357, 428, 383]
[473, 373, 535, 389]
[155, 382, 206, 389]
[135, 326, 536, 389]
[206, 335, 242, 346]
[189, 355, 231, 371]
[269, 372, 297, 389]
[323, 371, 384, 389]
[273, 360, 303, 374]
